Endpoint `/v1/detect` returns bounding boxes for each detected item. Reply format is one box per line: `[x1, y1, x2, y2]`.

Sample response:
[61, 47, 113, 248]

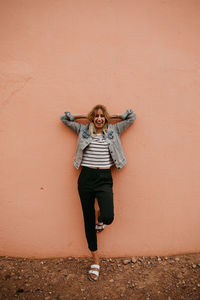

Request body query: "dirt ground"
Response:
[0, 253, 200, 300]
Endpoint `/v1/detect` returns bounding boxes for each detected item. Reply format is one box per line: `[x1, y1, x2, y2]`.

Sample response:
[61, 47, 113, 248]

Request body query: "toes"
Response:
[92, 274, 98, 281]
[89, 273, 98, 281]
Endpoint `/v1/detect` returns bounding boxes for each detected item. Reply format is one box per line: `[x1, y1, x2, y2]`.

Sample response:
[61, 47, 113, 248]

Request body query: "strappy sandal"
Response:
[88, 264, 100, 281]
[95, 221, 106, 233]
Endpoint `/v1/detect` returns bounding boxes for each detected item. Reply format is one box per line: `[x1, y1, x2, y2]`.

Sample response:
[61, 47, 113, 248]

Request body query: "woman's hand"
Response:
[64, 112, 88, 120]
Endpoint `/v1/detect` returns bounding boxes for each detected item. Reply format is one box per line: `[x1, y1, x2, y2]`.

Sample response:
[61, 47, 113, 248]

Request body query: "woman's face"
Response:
[93, 108, 106, 130]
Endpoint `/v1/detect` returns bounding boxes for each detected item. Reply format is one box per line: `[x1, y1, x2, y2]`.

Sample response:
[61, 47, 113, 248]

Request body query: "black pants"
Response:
[78, 166, 114, 252]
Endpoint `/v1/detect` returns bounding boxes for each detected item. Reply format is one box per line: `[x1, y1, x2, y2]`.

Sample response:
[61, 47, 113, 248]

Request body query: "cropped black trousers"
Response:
[78, 166, 114, 252]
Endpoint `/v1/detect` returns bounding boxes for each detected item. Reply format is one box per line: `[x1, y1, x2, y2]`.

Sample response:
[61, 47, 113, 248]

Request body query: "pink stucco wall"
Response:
[1, 0, 200, 258]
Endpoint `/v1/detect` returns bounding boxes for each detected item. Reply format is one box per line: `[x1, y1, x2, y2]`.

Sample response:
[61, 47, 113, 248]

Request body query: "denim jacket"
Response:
[60, 109, 136, 170]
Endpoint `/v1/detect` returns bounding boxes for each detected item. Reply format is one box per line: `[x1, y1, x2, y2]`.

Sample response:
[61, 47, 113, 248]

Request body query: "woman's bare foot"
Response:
[88, 251, 100, 281]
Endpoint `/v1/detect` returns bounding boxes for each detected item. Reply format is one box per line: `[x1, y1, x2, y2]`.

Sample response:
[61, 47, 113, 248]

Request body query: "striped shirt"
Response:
[81, 133, 114, 168]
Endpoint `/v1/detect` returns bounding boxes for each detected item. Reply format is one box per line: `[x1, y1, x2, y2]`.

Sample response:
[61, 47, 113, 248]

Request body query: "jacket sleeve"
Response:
[114, 109, 136, 135]
[60, 112, 81, 135]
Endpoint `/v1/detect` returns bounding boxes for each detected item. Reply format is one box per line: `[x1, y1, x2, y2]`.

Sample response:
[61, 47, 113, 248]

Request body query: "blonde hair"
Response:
[88, 104, 110, 137]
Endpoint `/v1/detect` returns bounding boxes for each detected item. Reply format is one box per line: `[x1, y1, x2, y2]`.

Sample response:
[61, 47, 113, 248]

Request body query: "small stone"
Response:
[197, 264, 200, 267]
[165, 257, 168, 260]
[157, 257, 161, 261]
[81, 288, 85, 292]
[169, 260, 175, 264]
[67, 274, 75, 279]
[197, 283, 200, 287]
[123, 259, 131, 265]
[45, 297, 51, 300]
[40, 261, 44, 264]
[192, 264, 197, 268]
[138, 258, 143, 262]
[109, 279, 114, 282]
[130, 283, 135, 288]
[131, 258, 137, 263]
[175, 257, 180, 262]
[68, 257, 73, 260]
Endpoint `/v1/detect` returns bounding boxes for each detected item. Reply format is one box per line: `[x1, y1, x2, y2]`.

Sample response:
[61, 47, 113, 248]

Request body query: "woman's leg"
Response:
[96, 189, 114, 225]
[78, 187, 97, 252]
[78, 167, 107, 280]
[90, 250, 100, 281]
[78, 187, 101, 280]
[95, 170, 114, 225]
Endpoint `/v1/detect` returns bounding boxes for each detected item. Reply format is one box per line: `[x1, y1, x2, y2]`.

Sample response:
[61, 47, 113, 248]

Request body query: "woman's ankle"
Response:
[91, 250, 99, 265]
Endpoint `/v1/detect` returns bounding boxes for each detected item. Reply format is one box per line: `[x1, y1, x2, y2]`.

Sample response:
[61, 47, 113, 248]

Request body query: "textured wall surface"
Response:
[0, 0, 200, 257]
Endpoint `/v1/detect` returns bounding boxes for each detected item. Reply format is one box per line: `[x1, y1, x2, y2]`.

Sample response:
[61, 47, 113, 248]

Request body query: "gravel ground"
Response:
[0, 253, 200, 300]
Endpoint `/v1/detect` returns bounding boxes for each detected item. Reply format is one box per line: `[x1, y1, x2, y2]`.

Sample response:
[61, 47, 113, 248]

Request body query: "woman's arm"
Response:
[113, 109, 136, 135]
[60, 112, 87, 134]
[110, 114, 121, 119]
[73, 114, 88, 120]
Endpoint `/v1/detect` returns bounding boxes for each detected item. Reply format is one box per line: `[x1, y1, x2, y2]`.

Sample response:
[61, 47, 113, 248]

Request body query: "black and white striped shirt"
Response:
[81, 133, 114, 168]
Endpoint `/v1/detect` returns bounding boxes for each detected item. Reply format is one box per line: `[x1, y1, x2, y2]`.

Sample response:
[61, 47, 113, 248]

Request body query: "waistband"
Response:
[81, 166, 111, 174]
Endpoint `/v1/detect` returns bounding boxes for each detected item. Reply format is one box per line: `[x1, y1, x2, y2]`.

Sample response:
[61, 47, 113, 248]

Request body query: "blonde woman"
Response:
[60, 105, 136, 281]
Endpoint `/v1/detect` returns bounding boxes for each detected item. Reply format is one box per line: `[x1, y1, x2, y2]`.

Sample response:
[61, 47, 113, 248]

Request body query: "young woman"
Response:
[60, 105, 136, 281]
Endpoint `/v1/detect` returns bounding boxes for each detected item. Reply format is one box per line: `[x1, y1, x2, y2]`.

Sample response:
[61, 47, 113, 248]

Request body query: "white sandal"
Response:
[88, 264, 100, 281]
[95, 222, 106, 233]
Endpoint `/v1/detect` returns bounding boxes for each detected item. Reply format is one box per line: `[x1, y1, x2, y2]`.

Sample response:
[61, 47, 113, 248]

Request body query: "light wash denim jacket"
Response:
[60, 109, 136, 170]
